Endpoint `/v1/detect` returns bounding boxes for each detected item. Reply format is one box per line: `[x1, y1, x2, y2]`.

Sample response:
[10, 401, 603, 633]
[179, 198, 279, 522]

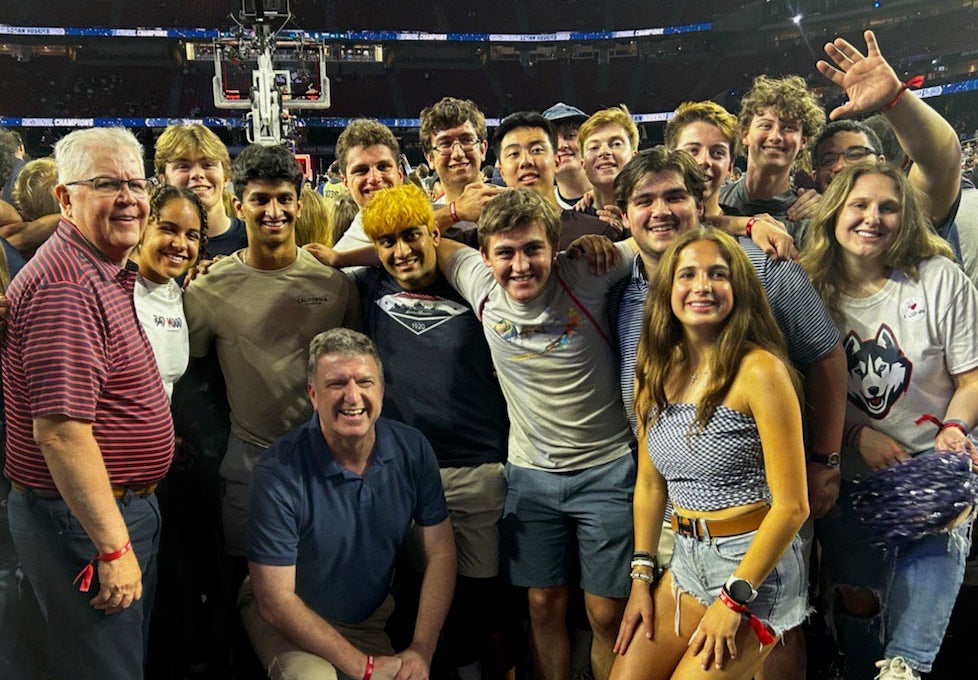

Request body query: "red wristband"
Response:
[745, 217, 758, 239]
[73, 539, 133, 593]
[915, 413, 970, 437]
[940, 420, 970, 437]
[363, 654, 375, 680]
[880, 75, 924, 112]
[719, 588, 776, 645]
[449, 201, 460, 223]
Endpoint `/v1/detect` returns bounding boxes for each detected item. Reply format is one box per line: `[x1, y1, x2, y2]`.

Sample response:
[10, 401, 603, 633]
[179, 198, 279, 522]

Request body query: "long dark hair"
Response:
[633, 227, 798, 430]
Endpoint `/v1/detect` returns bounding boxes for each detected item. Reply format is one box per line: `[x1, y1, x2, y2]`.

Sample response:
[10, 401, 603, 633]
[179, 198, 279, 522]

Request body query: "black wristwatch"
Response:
[810, 451, 841, 468]
[723, 576, 758, 605]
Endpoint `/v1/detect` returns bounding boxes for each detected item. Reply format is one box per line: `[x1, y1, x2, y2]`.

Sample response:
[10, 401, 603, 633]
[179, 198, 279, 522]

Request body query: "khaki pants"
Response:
[239, 577, 395, 680]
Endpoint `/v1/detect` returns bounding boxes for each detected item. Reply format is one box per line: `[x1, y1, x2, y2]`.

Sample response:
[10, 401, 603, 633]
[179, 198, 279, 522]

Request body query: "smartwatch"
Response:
[810, 452, 841, 468]
[723, 576, 758, 605]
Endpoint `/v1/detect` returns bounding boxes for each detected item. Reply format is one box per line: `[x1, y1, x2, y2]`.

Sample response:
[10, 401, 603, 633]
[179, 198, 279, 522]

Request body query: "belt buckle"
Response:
[676, 515, 707, 540]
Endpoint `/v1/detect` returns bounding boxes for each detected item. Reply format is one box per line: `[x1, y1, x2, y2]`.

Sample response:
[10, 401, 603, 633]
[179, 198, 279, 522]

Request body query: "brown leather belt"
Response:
[10, 480, 159, 499]
[671, 504, 770, 540]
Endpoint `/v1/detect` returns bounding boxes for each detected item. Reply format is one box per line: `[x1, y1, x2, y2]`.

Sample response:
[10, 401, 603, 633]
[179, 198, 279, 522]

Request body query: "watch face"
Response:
[727, 578, 755, 604]
[813, 452, 841, 468]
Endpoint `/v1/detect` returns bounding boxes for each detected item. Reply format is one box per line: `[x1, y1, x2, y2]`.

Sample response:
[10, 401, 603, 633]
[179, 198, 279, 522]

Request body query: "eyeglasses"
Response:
[431, 135, 481, 156]
[65, 176, 158, 197]
[815, 146, 878, 170]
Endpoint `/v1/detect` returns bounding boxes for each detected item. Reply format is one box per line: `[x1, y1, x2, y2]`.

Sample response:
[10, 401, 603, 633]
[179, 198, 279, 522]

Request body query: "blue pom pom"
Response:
[850, 449, 978, 548]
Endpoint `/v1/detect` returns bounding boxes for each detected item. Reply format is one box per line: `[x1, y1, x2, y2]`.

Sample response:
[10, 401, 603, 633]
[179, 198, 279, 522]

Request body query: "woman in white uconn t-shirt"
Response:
[801, 160, 978, 680]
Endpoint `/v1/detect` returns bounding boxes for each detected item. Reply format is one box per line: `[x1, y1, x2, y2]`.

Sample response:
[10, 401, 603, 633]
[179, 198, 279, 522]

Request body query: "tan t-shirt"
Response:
[184, 248, 361, 447]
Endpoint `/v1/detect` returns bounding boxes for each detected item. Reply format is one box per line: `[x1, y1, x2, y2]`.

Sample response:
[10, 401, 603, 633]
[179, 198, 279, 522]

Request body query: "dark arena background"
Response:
[2, 0, 978, 176]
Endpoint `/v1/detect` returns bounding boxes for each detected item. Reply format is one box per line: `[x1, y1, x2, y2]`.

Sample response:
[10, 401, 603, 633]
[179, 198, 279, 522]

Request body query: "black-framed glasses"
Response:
[431, 135, 481, 156]
[65, 176, 158, 197]
[815, 146, 878, 170]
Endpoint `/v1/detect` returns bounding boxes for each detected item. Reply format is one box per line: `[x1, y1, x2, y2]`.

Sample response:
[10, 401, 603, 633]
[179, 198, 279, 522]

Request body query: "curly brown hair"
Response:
[737, 75, 825, 167]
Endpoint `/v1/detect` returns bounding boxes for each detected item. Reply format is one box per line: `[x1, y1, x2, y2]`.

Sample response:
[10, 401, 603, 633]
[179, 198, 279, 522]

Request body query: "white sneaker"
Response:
[874, 656, 921, 679]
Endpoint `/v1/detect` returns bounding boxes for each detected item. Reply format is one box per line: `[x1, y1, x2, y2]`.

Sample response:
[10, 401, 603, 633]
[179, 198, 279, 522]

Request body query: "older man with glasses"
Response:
[1, 126, 174, 680]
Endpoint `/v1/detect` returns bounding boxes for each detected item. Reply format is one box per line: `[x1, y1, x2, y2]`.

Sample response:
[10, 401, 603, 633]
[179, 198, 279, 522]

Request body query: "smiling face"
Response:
[743, 107, 805, 173]
[234, 178, 300, 252]
[833, 172, 901, 266]
[343, 144, 404, 208]
[308, 352, 384, 447]
[624, 169, 703, 266]
[480, 219, 555, 304]
[372, 224, 440, 291]
[670, 239, 733, 338]
[163, 153, 227, 213]
[813, 130, 880, 193]
[138, 197, 202, 283]
[581, 123, 637, 190]
[497, 126, 557, 200]
[58, 147, 148, 265]
[425, 121, 486, 194]
[555, 122, 585, 178]
[673, 121, 733, 202]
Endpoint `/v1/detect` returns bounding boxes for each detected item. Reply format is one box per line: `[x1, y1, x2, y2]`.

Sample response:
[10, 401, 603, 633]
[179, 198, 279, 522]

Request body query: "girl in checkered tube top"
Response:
[609, 227, 810, 680]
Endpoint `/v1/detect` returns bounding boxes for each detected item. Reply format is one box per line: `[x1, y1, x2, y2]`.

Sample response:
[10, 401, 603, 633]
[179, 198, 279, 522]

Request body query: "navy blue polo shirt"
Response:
[247, 416, 448, 624]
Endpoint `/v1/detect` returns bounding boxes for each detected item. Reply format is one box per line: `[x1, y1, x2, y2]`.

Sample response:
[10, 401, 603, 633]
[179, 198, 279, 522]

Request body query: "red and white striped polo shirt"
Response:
[2, 219, 174, 489]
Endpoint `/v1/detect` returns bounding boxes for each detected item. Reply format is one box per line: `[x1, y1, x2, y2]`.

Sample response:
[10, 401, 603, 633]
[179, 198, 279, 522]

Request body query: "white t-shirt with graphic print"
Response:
[838, 256, 978, 478]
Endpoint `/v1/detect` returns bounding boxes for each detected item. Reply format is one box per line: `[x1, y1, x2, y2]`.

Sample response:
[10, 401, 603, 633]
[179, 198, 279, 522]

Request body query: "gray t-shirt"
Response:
[956, 187, 978, 290]
[719, 176, 809, 246]
[445, 244, 634, 471]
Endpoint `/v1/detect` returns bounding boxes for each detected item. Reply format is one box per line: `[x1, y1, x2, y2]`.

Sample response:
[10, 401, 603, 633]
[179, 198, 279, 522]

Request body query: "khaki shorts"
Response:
[403, 462, 506, 579]
[239, 577, 394, 680]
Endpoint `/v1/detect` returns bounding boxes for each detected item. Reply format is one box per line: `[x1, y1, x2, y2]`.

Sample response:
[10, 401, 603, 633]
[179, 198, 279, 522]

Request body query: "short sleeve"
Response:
[412, 435, 449, 527]
[761, 257, 841, 370]
[444, 248, 495, 311]
[21, 281, 106, 421]
[183, 283, 215, 359]
[246, 459, 301, 566]
[937, 265, 978, 376]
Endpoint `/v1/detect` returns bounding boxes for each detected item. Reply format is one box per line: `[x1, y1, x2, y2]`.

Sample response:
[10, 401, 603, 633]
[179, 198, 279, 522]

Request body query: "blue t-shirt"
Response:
[247, 416, 448, 624]
[206, 216, 248, 258]
[353, 267, 508, 468]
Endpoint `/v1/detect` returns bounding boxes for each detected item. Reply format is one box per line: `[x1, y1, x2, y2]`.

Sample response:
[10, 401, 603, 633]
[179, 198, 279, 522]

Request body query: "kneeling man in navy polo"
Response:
[240, 328, 456, 680]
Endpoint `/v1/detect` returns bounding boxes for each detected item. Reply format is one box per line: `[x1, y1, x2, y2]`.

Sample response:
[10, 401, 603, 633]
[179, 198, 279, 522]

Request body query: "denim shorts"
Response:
[501, 454, 635, 598]
[669, 529, 810, 638]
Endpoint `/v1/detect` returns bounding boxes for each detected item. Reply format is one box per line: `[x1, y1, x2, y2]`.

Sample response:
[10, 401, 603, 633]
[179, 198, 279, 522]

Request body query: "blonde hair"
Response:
[222, 190, 236, 218]
[13, 157, 59, 220]
[577, 105, 639, 153]
[799, 161, 954, 313]
[294, 187, 332, 247]
[361, 184, 434, 241]
[665, 101, 740, 159]
[153, 124, 231, 180]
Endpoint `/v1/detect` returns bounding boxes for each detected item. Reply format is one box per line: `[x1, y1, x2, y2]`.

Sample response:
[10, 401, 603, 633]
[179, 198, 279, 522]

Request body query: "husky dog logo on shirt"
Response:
[843, 324, 913, 419]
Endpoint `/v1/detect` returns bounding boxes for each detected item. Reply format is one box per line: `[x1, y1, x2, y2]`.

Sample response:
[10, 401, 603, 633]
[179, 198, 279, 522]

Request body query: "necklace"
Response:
[690, 369, 707, 384]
